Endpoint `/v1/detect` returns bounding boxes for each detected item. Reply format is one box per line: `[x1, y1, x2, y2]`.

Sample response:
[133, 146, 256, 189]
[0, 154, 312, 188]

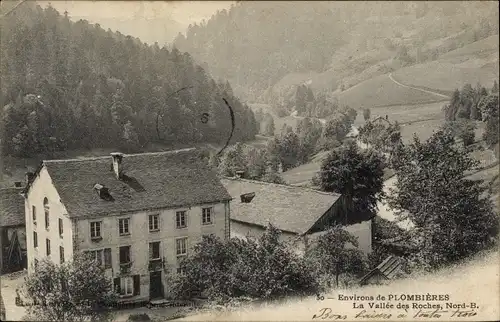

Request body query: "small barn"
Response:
[221, 177, 374, 254]
[0, 185, 27, 273]
[359, 255, 403, 286]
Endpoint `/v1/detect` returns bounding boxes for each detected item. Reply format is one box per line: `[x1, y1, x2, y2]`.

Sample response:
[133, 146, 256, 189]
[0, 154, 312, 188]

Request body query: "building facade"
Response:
[23, 149, 232, 302]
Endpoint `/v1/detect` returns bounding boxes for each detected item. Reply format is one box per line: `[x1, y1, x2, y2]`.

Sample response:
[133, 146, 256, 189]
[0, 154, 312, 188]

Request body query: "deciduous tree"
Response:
[305, 226, 368, 280]
[218, 142, 247, 177]
[389, 130, 498, 269]
[319, 142, 385, 216]
[363, 108, 371, 122]
[21, 253, 117, 322]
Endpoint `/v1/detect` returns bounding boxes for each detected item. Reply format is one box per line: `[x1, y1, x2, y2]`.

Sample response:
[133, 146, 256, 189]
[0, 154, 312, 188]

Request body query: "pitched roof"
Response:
[0, 188, 25, 227]
[36, 149, 232, 218]
[221, 177, 341, 235]
[359, 255, 403, 285]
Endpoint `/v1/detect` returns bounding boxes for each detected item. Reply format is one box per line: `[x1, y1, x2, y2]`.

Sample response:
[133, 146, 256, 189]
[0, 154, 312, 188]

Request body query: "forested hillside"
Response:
[174, 1, 498, 106]
[173, 1, 348, 101]
[0, 2, 258, 158]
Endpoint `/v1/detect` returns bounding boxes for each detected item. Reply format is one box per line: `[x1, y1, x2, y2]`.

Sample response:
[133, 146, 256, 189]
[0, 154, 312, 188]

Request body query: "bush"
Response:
[372, 216, 407, 240]
[172, 225, 319, 304]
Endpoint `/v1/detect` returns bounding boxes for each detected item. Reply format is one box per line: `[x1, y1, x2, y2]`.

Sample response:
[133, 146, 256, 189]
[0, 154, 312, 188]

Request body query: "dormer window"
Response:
[93, 184, 113, 201]
[240, 192, 255, 203]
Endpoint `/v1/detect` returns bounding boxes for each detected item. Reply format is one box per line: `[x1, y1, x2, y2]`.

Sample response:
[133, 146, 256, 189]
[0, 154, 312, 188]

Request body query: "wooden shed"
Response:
[0, 186, 27, 273]
[359, 255, 403, 286]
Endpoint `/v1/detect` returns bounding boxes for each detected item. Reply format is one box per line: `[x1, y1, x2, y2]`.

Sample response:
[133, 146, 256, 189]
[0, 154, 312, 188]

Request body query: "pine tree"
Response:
[479, 94, 499, 147]
[0, 3, 258, 157]
[492, 80, 499, 95]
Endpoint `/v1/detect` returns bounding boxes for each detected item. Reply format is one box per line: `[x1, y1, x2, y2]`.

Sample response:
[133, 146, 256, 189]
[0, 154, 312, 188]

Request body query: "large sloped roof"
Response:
[0, 187, 25, 227]
[33, 148, 232, 218]
[221, 177, 341, 235]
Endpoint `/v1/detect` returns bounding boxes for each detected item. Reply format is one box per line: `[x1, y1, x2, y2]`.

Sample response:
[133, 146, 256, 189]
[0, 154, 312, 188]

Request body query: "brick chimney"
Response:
[111, 152, 124, 179]
[235, 170, 244, 179]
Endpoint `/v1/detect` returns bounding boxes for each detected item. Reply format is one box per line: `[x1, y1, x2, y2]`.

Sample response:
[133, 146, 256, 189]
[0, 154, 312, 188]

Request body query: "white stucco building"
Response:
[23, 148, 231, 303]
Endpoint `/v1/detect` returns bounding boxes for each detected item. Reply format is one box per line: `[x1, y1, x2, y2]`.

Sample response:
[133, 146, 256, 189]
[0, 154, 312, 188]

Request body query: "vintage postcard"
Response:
[0, 1, 499, 321]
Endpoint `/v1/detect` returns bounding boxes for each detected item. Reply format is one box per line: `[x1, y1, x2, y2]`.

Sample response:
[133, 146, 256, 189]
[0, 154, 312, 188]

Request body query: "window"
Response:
[119, 218, 130, 235]
[88, 248, 112, 268]
[33, 231, 38, 248]
[58, 218, 63, 237]
[176, 237, 187, 256]
[120, 276, 134, 296]
[202, 207, 213, 225]
[176, 211, 187, 229]
[90, 221, 102, 239]
[44, 198, 49, 229]
[149, 214, 159, 232]
[115, 275, 139, 297]
[119, 246, 131, 264]
[46, 238, 51, 256]
[60, 246, 65, 264]
[92, 249, 104, 266]
[34, 258, 39, 269]
[32, 206, 36, 225]
[177, 267, 186, 275]
[149, 242, 160, 260]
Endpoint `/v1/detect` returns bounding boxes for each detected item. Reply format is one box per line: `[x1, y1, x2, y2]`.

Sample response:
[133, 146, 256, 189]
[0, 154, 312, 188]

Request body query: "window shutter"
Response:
[133, 275, 140, 296]
[148, 243, 153, 260]
[113, 278, 120, 294]
[104, 248, 112, 268]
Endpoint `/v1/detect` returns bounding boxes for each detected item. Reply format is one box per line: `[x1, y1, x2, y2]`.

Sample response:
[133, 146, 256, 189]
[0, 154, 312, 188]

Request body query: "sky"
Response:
[38, 1, 232, 24]
[35, 1, 234, 43]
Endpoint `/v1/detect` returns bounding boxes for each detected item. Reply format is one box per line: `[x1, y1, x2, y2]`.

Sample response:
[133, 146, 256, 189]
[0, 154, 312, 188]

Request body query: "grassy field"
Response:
[280, 155, 324, 186]
[335, 73, 448, 110]
[354, 101, 445, 127]
[392, 35, 499, 92]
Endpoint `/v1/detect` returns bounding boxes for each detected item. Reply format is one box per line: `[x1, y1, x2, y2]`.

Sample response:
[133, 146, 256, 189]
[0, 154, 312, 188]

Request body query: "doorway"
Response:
[149, 271, 164, 300]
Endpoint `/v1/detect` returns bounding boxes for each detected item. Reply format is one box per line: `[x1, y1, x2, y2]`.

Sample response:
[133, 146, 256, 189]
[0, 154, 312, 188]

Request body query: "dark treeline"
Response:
[274, 84, 342, 118]
[1, 3, 258, 158]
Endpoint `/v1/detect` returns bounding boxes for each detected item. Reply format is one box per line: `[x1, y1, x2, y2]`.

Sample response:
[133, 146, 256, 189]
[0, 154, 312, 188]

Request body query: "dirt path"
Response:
[388, 73, 450, 99]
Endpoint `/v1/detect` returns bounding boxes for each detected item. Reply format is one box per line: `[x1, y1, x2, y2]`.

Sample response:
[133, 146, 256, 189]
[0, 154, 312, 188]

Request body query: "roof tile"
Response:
[221, 177, 341, 234]
[0, 188, 25, 227]
[41, 148, 231, 218]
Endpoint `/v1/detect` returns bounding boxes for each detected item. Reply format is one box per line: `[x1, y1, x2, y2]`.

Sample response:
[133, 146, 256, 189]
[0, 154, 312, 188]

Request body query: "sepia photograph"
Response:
[0, 1, 499, 321]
